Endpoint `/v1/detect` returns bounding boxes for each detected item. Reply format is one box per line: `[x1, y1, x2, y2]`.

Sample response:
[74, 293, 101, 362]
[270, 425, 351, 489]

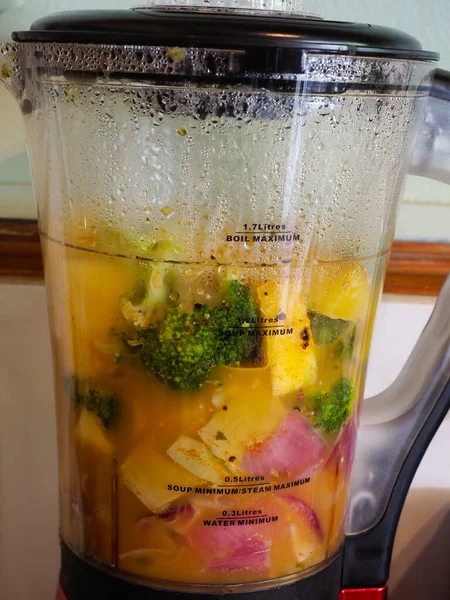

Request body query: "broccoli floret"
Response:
[120, 263, 171, 329]
[307, 310, 350, 345]
[310, 379, 353, 433]
[139, 280, 259, 390]
[135, 238, 181, 261]
[119, 238, 181, 329]
[141, 305, 218, 389]
[211, 279, 259, 363]
[94, 391, 120, 429]
[65, 376, 119, 429]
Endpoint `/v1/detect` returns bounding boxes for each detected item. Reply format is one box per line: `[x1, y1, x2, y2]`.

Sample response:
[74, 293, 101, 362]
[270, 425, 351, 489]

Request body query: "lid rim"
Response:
[11, 32, 440, 63]
[11, 9, 440, 63]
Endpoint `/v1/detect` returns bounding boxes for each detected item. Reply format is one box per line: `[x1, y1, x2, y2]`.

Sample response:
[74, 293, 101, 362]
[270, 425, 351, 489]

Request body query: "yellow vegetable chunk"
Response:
[121, 440, 204, 513]
[257, 281, 317, 397]
[76, 409, 113, 456]
[62, 250, 132, 379]
[75, 409, 115, 564]
[307, 263, 369, 321]
[198, 384, 287, 471]
[167, 435, 229, 484]
[68, 254, 130, 336]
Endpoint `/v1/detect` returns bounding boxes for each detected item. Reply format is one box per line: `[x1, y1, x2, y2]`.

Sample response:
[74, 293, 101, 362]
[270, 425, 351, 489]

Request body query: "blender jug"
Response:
[1, 5, 449, 600]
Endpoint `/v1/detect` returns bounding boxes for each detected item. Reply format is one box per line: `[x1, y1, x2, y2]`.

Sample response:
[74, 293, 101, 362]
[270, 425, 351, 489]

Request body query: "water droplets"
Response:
[29, 42, 426, 270]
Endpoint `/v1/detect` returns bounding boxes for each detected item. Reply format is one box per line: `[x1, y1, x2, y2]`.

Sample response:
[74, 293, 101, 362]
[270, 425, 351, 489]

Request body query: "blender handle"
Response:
[409, 68, 450, 184]
[341, 274, 450, 590]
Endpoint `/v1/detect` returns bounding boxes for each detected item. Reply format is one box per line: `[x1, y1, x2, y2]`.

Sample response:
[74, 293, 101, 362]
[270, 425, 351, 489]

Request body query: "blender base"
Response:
[56, 583, 389, 600]
[58, 542, 344, 599]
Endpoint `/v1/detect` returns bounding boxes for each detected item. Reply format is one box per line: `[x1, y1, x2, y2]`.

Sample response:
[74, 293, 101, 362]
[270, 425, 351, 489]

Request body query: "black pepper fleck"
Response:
[300, 327, 310, 342]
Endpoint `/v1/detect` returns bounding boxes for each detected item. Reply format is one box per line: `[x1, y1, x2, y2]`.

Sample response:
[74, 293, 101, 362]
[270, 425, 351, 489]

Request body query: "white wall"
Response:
[0, 282, 448, 599]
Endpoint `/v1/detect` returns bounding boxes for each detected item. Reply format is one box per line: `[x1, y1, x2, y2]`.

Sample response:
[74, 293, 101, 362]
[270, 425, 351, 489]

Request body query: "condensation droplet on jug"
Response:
[161, 206, 175, 218]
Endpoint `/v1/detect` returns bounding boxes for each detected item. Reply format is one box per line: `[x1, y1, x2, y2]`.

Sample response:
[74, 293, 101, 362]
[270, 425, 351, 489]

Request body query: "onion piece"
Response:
[277, 494, 323, 563]
[278, 494, 322, 538]
[207, 536, 271, 572]
[241, 411, 328, 478]
[188, 503, 276, 573]
[136, 503, 197, 534]
[326, 417, 358, 475]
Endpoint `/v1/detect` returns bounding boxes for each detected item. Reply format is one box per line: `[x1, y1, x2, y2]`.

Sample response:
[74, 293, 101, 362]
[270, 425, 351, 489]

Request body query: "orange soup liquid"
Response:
[42, 231, 381, 587]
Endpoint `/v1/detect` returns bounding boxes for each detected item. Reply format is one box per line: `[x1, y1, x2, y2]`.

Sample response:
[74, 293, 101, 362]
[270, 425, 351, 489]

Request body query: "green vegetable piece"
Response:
[141, 305, 219, 389]
[307, 310, 350, 345]
[64, 87, 80, 103]
[343, 325, 357, 358]
[212, 278, 259, 363]
[139, 279, 259, 390]
[311, 379, 354, 433]
[120, 263, 171, 329]
[65, 375, 119, 429]
[167, 47, 186, 63]
[136, 239, 181, 261]
[95, 391, 120, 429]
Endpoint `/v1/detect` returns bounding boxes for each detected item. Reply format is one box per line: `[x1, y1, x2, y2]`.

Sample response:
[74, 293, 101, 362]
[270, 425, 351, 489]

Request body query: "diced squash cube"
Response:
[257, 281, 317, 397]
[167, 435, 229, 484]
[121, 440, 204, 513]
[76, 409, 113, 456]
[75, 409, 115, 563]
[64, 251, 133, 378]
[307, 263, 369, 321]
[199, 388, 287, 471]
[67, 252, 131, 342]
[263, 333, 318, 397]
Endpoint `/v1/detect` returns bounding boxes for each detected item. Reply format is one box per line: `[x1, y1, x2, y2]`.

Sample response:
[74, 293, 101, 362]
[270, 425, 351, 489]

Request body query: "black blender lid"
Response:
[13, 7, 439, 62]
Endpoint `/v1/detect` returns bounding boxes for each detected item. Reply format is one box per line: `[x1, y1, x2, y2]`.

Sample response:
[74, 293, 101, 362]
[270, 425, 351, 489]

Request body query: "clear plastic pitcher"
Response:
[1, 6, 448, 597]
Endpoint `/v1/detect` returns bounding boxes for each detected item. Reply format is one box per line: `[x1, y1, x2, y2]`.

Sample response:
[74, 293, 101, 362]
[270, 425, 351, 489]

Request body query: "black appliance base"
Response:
[60, 543, 342, 600]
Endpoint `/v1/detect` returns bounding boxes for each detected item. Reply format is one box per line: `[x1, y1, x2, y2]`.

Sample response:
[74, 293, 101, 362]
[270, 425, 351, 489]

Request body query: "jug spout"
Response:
[0, 42, 22, 101]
